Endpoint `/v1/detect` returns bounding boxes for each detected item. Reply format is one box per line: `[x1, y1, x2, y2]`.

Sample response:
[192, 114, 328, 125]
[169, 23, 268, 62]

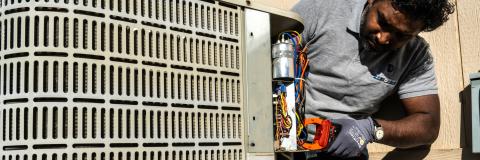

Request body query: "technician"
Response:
[292, 0, 455, 159]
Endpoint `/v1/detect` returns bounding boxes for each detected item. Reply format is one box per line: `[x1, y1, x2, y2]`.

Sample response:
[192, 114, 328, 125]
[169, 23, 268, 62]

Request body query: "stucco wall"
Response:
[252, 0, 480, 156]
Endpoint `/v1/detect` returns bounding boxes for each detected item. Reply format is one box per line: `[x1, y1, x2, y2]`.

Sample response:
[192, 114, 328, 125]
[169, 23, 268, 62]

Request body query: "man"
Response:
[292, 0, 454, 159]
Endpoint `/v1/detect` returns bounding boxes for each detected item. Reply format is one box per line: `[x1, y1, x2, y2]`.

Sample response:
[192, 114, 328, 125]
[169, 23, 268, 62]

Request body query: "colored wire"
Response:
[275, 31, 310, 143]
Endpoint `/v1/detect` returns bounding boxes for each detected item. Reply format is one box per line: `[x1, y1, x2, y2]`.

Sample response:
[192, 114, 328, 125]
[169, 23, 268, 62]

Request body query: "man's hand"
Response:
[326, 118, 375, 158]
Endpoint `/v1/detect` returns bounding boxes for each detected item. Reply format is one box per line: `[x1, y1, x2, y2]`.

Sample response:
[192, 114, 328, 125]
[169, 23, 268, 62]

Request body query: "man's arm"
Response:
[376, 94, 440, 148]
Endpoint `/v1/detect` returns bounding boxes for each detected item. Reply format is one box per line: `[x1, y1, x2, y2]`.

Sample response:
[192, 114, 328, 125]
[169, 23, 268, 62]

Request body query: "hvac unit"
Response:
[470, 73, 480, 153]
[0, 0, 303, 159]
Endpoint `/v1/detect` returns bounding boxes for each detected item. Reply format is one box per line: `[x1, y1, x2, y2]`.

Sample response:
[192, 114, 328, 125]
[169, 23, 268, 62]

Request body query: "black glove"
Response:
[326, 117, 375, 158]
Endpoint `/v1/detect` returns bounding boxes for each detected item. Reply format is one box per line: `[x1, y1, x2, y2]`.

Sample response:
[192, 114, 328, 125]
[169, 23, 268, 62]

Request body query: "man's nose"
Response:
[375, 31, 391, 45]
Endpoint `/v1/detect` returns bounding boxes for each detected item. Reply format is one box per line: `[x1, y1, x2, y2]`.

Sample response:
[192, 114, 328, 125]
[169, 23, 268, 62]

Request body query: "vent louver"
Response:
[0, 0, 244, 159]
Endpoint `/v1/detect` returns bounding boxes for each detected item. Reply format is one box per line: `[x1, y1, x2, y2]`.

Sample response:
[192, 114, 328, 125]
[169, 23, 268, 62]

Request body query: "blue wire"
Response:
[281, 32, 307, 108]
[281, 32, 300, 99]
[281, 32, 311, 140]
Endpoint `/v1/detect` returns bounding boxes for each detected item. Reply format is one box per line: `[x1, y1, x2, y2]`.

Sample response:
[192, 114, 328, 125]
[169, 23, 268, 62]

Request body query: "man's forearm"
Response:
[375, 113, 440, 148]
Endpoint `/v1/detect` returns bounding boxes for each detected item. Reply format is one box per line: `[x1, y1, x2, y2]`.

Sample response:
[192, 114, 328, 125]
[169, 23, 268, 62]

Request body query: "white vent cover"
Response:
[0, 0, 244, 159]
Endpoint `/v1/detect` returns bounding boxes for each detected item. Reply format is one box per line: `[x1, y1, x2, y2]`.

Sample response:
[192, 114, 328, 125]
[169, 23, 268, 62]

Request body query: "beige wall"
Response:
[252, 0, 480, 157]
[458, 0, 480, 85]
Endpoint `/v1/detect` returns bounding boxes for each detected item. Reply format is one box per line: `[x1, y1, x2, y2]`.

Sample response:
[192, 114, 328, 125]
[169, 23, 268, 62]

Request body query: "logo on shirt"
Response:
[373, 64, 397, 85]
[373, 74, 397, 85]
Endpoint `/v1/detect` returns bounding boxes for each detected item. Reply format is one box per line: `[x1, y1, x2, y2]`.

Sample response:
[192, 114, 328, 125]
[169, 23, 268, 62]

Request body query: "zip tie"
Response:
[295, 78, 306, 82]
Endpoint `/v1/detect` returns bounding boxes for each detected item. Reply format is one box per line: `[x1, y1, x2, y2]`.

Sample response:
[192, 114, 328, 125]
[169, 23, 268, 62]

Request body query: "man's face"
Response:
[360, 0, 424, 52]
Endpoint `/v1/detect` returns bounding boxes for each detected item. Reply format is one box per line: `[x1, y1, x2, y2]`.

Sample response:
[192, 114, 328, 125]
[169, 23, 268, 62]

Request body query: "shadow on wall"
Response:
[372, 86, 480, 160]
[377, 146, 431, 160]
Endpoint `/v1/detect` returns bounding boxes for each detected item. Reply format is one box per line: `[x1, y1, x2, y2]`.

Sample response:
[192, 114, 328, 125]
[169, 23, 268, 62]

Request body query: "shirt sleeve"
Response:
[291, 0, 327, 45]
[398, 47, 438, 99]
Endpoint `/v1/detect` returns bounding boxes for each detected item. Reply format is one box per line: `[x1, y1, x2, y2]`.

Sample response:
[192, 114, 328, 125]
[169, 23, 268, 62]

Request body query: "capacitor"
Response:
[272, 40, 294, 81]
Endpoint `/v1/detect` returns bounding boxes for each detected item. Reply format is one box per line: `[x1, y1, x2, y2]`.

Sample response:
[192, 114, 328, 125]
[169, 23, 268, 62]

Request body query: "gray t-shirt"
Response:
[292, 0, 438, 119]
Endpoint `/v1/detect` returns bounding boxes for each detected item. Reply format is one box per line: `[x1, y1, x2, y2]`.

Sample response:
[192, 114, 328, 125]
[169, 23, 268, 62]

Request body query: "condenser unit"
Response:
[0, 0, 303, 159]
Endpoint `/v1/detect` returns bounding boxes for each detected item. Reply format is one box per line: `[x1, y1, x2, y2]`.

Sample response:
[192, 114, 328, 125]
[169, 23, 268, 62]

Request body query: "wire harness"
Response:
[274, 31, 310, 148]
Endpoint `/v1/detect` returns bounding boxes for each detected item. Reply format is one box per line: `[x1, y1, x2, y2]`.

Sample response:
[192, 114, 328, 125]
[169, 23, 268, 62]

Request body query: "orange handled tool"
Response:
[301, 118, 336, 150]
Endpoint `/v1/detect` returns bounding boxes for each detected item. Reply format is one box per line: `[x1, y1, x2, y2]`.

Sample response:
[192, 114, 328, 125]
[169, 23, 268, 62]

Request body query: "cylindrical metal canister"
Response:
[272, 42, 294, 81]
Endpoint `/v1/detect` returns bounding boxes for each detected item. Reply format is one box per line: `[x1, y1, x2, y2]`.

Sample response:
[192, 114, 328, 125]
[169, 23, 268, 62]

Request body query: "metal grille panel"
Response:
[0, 0, 244, 159]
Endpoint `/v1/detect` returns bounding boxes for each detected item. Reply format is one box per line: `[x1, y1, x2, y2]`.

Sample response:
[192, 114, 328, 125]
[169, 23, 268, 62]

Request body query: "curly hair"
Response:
[390, 0, 455, 32]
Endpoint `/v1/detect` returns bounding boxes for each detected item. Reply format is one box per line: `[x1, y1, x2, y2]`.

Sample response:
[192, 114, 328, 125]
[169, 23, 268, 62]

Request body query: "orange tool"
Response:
[301, 118, 336, 150]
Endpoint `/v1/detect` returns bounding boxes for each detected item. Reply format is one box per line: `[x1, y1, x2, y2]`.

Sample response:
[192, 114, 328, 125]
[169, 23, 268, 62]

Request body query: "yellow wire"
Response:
[290, 30, 302, 43]
[296, 112, 304, 136]
[274, 33, 309, 140]
[280, 94, 292, 129]
[278, 31, 303, 45]
[276, 96, 281, 140]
